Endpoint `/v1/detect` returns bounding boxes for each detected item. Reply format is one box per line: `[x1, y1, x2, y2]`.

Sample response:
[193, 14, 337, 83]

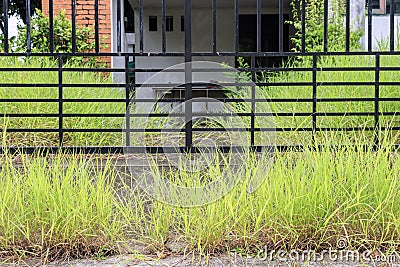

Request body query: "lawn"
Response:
[0, 56, 125, 147]
[2, 54, 399, 148]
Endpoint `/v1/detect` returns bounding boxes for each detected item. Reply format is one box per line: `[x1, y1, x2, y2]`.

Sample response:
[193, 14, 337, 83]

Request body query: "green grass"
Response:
[124, 133, 400, 256]
[2, 135, 400, 262]
[1, 53, 400, 263]
[255, 54, 400, 145]
[2, 54, 400, 147]
[0, 152, 125, 262]
[0, 56, 125, 146]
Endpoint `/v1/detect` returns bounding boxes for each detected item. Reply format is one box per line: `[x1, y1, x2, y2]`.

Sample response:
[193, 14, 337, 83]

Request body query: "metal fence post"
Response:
[312, 55, 318, 144]
[184, 0, 192, 151]
[58, 56, 64, 147]
[374, 54, 380, 148]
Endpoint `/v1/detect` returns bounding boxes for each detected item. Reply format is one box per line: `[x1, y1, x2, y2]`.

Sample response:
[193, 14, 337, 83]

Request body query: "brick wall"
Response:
[42, 0, 112, 63]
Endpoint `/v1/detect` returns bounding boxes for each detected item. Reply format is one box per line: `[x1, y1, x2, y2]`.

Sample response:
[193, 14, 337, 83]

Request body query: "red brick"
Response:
[42, 0, 112, 56]
[77, 9, 89, 14]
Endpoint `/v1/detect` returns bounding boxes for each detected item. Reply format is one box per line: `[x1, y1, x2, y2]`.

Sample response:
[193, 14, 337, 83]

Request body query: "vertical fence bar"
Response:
[117, 0, 122, 52]
[3, 0, 9, 53]
[139, 0, 144, 53]
[125, 55, 131, 147]
[323, 0, 328, 52]
[301, 0, 306, 53]
[71, 0, 77, 53]
[49, 0, 54, 53]
[345, 0, 350, 52]
[234, 0, 239, 52]
[184, 0, 192, 150]
[71, 0, 76, 53]
[162, 0, 166, 53]
[26, 0, 31, 53]
[312, 55, 317, 142]
[374, 55, 380, 147]
[58, 56, 63, 146]
[250, 55, 256, 148]
[257, 0, 261, 52]
[279, 0, 283, 52]
[212, 0, 217, 53]
[94, 0, 99, 53]
[390, 0, 395, 51]
[367, 0, 372, 52]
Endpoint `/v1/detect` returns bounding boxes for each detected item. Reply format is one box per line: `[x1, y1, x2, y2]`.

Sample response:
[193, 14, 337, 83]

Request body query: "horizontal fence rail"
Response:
[0, 0, 399, 154]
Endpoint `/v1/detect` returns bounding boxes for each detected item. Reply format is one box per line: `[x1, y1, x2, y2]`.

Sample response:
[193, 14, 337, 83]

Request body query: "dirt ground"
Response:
[5, 254, 396, 267]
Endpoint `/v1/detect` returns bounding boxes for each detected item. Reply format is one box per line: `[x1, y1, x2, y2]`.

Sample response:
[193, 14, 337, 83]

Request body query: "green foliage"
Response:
[14, 9, 107, 66]
[0, 34, 15, 52]
[287, 0, 363, 52]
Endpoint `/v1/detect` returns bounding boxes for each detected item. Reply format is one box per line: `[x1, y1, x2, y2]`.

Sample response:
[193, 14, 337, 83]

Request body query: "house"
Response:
[41, 0, 400, 83]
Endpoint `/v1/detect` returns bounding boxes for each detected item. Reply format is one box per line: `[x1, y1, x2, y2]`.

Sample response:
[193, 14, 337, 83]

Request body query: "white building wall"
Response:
[111, 0, 126, 84]
[364, 15, 400, 50]
[134, 7, 289, 85]
[108, 2, 400, 85]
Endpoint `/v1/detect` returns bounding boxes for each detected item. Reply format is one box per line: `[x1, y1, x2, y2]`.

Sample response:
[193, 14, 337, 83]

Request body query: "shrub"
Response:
[14, 9, 107, 66]
[287, 0, 363, 52]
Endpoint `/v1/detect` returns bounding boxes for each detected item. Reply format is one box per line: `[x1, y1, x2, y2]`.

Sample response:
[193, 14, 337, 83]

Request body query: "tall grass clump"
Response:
[0, 151, 131, 262]
[119, 131, 400, 256]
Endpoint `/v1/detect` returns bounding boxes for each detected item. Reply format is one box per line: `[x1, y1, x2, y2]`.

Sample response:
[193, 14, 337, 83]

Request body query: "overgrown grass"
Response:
[2, 134, 400, 262]
[123, 133, 400, 256]
[1, 50, 400, 263]
[0, 56, 124, 146]
[254, 54, 400, 145]
[0, 152, 125, 262]
[2, 54, 399, 147]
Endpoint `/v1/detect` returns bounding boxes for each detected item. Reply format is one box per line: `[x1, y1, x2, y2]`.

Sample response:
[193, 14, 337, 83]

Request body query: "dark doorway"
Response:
[237, 14, 290, 68]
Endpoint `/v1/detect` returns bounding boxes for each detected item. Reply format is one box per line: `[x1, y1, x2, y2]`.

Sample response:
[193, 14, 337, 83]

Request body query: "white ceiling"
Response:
[130, 0, 291, 9]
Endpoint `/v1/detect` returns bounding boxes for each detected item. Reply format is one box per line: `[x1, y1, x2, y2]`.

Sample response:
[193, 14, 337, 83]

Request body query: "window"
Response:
[166, 16, 173, 32]
[367, 0, 400, 14]
[181, 16, 184, 32]
[368, 0, 385, 14]
[149, 16, 157, 31]
[386, 0, 400, 14]
[124, 0, 135, 33]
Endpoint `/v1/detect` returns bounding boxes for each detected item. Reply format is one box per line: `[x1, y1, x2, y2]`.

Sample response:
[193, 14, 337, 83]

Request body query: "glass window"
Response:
[386, 0, 400, 13]
[370, 0, 381, 9]
[149, 16, 157, 31]
[367, 0, 386, 14]
[166, 16, 173, 32]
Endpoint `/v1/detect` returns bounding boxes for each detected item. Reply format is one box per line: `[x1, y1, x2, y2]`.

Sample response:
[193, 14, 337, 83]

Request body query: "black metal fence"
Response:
[0, 0, 400, 154]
